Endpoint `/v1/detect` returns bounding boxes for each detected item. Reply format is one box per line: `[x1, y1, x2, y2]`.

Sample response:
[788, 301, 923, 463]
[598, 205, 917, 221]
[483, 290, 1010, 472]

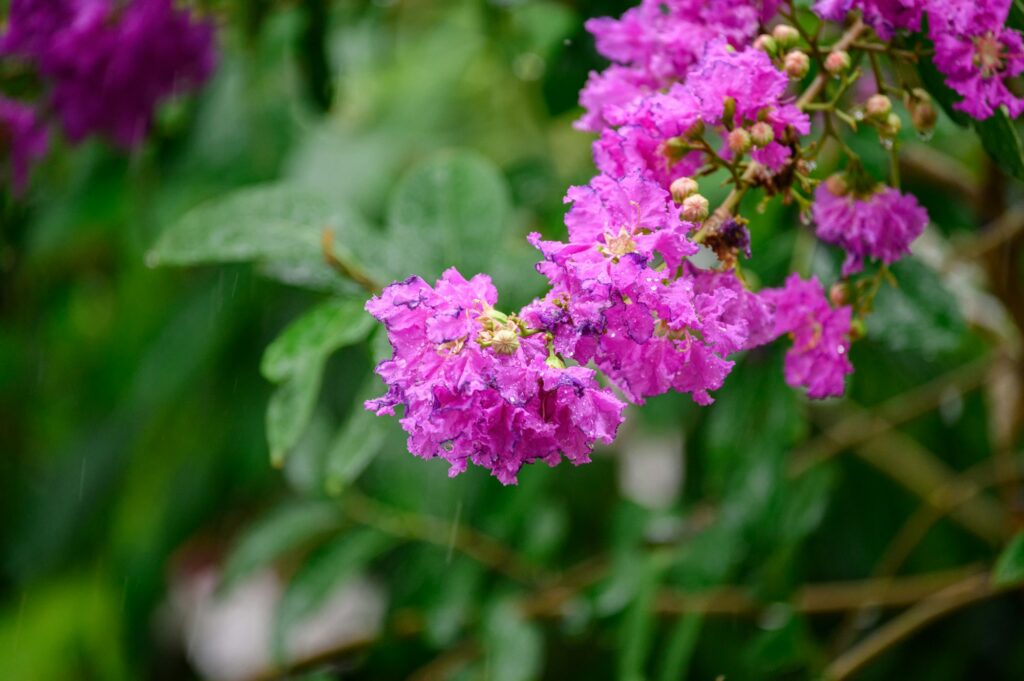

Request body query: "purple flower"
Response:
[812, 176, 928, 276]
[927, 0, 1024, 119]
[2, 0, 217, 147]
[593, 43, 809, 184]
[526, 173, 773, 405]
[366, 269, 626, 485]
[813, 0, 926, 38]
[578, 0, 777, 130]
[0, 97, 48, 194]
[763, 274, 854, 399]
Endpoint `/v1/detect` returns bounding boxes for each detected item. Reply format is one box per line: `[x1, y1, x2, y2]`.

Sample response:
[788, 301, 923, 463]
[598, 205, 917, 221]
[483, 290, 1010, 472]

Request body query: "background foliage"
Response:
[3, 1, 1024, 679]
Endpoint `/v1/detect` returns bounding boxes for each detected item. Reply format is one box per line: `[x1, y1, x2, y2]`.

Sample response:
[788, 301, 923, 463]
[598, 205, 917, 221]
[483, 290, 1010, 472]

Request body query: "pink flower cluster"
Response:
[764, 275, 854, 399]
[0, 0, 216, 193]
[578, 0, 780, 131]
[928, 0, 1024, 119]
[594, 41, 810, 187]
[366, 269, 625, 485]
[523, 172, 774, 405]
[814, 0, 1024, 119]
[813, 177, 929, 276]
[369, 0, 1024, 482]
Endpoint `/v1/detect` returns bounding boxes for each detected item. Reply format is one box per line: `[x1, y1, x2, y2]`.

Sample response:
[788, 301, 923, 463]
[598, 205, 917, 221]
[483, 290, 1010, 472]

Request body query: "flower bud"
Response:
[684, 119, 705, 140]
[905, 88, 937, 134]
[681, 194, 710, 222]
[753, 34, 777, 55]
[784, 50, 810, 79]
[864, 94, 892, 120]
[881, 112, 902, 137]
[670, 176, 699, 203]
[750, 121, 774, 147]
[824, 50, 851, 76]
[824, 173, 848, 196]
[727, 127, 752, 154]
[829, 282, 849, 307]
[491, 328, 520, 355]
[772, 24, 800, 49]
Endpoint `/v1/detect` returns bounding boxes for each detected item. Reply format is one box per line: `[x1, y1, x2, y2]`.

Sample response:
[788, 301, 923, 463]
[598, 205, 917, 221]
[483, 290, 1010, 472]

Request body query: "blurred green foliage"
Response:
[3, 1, 1024, 680]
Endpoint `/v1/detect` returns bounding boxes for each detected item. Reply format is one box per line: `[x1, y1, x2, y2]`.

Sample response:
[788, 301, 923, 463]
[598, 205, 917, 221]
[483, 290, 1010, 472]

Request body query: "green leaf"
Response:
[387, 150, 511, 280]
[484, 597, 544, 681]
[261, 298, 374, 466]
[221, 501, 342, 592]
[324, 397, 390, 495]
[148, 183, 380, 292]
[657, 615, 703, 681]
[618, 555, 662, 681]
[275, 529, 395, 660]
[973, 110, 1024, 182]
[267, 359, 325, 467]
[993, 531, 1024, 587]
[261, 298, 373, 383]
[868, 259, 964, 358]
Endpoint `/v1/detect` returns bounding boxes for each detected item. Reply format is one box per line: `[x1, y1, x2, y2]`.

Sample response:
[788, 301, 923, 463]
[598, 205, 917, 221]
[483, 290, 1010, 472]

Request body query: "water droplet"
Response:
[837, 345, 846, 354]
[800, 209, 812, 226]
[917, 129, 934, 142]
[805, 160, 817, 172]
[853, 110, 865, 121]
[880, 137, 894, 151]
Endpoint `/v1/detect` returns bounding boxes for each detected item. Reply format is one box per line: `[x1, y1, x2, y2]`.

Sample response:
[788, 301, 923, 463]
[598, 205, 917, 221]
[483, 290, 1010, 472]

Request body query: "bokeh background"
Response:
[3, 1, 1024, 679]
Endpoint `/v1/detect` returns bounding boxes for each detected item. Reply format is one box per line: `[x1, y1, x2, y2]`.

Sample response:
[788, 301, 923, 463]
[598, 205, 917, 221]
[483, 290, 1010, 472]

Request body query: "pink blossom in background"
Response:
[813, 179, 929, 276]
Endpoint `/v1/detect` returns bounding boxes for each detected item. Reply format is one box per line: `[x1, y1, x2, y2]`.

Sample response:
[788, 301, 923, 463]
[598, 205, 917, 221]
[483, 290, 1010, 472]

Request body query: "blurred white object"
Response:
[618, 426, 684, 510]
[164, 565, 385, 681]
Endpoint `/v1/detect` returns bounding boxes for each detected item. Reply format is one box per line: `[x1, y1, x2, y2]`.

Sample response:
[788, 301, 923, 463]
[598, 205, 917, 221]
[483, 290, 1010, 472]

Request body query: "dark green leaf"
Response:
[973, 110, 1024, 182]
[221, 502, 342, 591]
[993, 530, 1024, 587]
[618, 555, 662, 681]
[267, 359, 325, 467]
[323, 391, 390, 495]
[868, 259, 964, 358]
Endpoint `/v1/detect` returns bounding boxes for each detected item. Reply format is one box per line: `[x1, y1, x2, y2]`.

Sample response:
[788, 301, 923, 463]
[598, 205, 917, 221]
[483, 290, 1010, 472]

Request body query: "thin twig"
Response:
[825, 572, 1018, 680]
[321, 228, 382, 294]
[790, 356, 993, 475]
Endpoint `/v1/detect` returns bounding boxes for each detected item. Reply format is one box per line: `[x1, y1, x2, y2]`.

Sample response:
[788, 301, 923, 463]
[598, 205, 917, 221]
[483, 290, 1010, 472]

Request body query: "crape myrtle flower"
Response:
[525, 172, 773, 405]
[365, 268, 626, 486]
[763, 274, 854, 399]
[812, 173, 928, 276]
[578, 0, 781, 131]
[813, 0, 926, 39]
[927, 0, 1024, 119]
[594, 42, 810, 186]
[0, 97, 48, 194]
[1, 0, 217, 147]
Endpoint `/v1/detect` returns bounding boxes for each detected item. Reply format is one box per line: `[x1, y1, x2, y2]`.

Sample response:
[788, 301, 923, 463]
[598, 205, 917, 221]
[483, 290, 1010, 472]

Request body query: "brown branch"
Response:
[790, 356, 993, 475]
[825, 572, 1018, 680]
[810, 406, 1007, 544]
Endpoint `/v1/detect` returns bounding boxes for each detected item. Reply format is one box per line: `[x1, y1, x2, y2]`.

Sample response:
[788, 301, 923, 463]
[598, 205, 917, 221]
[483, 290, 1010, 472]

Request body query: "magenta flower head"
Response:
[577, 0, 779, 130]
[365, 268, 626, 485]
[813, 0, 925, 39]
[0, 97, 48, 195]
[927, 0, 1024, 119]
[812, 173, 928, 276]
[2, 0, 217, 147]
[764, 274, 854, 399]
